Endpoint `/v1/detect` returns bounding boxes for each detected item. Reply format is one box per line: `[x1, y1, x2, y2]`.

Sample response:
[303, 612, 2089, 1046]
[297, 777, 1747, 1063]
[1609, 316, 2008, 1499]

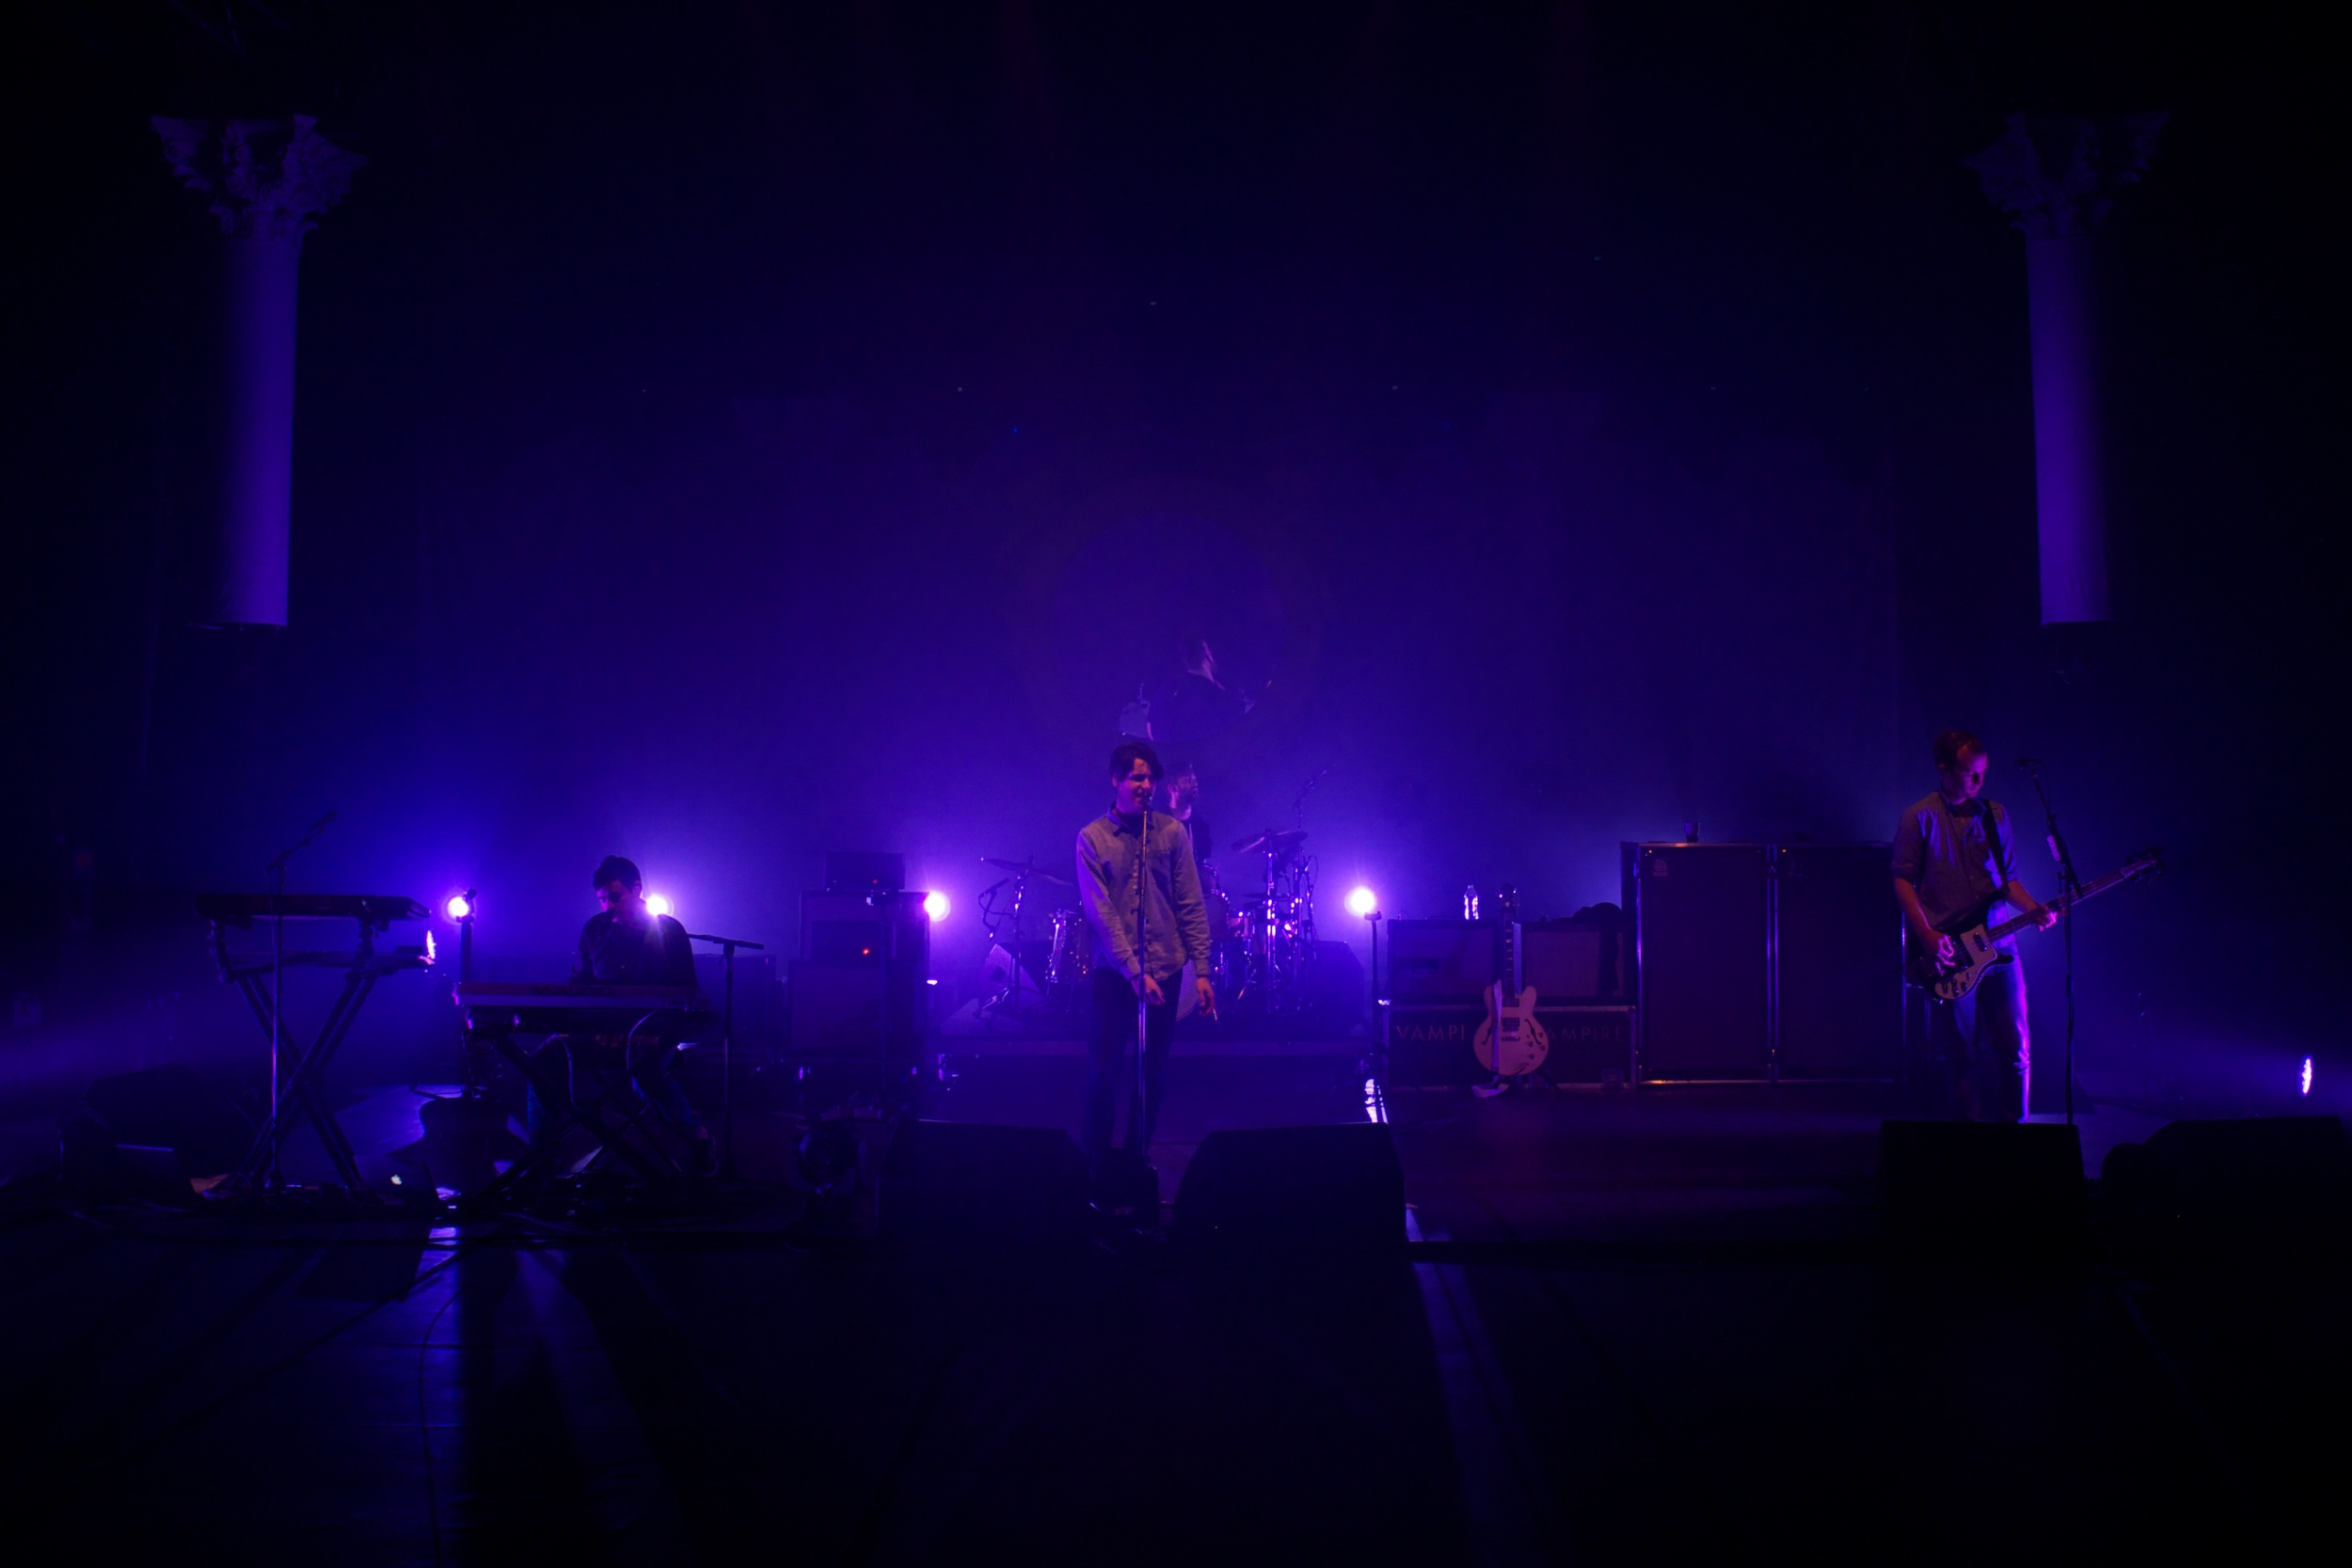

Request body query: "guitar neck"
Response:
[1983, 863, 2138, 942]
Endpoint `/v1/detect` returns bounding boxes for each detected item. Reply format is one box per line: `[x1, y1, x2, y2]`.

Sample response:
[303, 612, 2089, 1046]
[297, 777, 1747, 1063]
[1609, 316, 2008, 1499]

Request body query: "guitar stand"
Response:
[459, 1034, 686, 1212]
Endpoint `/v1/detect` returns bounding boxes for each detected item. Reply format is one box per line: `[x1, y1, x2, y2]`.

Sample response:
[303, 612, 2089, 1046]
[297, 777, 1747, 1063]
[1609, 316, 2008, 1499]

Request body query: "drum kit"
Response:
[974, 829, 1321, 1021]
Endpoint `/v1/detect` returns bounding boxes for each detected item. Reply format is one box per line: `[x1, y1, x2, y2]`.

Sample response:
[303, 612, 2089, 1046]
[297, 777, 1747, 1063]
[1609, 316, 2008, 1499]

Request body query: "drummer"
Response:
[1159, 762, 1210, 867]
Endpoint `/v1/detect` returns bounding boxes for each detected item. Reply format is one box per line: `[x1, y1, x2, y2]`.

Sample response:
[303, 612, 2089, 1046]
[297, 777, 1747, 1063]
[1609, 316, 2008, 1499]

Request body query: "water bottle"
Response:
[1462, 884, 1480, 922]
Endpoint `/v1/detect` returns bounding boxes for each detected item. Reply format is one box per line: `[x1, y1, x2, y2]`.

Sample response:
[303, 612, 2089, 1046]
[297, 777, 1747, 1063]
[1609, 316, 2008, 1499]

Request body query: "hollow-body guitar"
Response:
[1907, 848, 2163, 1003]
[1473, 884, 1550, 1079]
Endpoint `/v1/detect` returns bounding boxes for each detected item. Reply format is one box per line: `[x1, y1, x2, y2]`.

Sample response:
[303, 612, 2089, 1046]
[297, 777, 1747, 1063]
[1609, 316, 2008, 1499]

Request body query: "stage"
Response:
[1, 1042, 2337, 1565]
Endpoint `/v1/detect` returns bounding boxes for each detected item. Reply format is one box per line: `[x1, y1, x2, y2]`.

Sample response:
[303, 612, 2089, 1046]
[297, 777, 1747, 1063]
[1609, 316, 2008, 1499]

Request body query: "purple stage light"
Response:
[923, 890, 949, 922]
[1345, 885, 1378, 918]
[2301, 1057, 2313, 1098]
[444, 892, 473, 921]
[646, 894, 674, 918]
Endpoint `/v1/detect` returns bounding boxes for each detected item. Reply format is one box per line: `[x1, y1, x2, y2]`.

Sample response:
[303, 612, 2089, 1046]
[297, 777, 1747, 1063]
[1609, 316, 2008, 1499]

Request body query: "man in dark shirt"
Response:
[1892, 732, 2058, 1122]
[526, 855, 715, 1173]
[1076, 741, 1216, 1196]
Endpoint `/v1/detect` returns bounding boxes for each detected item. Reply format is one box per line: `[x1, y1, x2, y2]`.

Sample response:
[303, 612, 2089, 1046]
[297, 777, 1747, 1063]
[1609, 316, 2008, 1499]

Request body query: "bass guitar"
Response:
[1907, 847, 2163, 1003]
[1473, 884, 1550, 1084]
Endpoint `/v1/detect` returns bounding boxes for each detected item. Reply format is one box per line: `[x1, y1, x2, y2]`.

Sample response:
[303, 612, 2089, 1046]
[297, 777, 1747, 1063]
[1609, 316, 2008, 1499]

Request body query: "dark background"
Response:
[3, 1, 2342, 1093]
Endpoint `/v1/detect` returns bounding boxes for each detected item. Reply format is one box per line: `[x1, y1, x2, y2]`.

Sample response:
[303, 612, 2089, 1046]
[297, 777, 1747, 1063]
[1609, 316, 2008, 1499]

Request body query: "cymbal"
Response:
[1231, 828, 1308, 856]
[980, 855, 1073, 886]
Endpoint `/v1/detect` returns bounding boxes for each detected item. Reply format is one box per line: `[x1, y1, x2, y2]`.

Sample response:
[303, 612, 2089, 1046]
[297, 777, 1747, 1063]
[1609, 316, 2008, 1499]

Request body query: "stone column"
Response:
[1968, 112, 2164, 626]
[152, 116, 364, 627]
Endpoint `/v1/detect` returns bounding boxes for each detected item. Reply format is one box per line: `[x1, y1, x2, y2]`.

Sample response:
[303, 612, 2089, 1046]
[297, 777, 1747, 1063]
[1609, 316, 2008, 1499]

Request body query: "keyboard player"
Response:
[526, 855, 716, 1174]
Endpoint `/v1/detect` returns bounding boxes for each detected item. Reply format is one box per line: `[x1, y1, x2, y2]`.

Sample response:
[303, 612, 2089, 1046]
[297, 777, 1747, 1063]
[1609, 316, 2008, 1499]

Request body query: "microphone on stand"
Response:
[2015, 757, 2042, 769]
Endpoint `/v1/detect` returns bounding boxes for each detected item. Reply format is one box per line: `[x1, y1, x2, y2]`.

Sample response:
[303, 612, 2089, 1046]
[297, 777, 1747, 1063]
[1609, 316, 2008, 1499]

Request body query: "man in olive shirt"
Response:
[1076, 740, 1216, 1188]
[1892, 731, 2058, 1122]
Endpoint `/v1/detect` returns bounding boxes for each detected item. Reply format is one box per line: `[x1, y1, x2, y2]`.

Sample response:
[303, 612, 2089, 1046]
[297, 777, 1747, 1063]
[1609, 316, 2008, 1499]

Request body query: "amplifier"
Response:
[800, 890, 930, 972]
[1535, 1006, 1635, 1085]
[1520, 914, 1627, 1005]
[1387, 920, 1506, 1002]
[1380, 1004, 1487, 1086]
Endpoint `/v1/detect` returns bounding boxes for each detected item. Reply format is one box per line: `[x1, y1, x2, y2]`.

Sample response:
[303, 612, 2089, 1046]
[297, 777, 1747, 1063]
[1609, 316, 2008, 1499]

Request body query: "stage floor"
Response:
[0, 1047, 2341, 1564]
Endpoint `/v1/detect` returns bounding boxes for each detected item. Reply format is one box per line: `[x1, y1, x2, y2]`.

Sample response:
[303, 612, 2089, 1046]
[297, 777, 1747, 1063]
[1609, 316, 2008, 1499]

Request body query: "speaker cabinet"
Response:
[1773, 844, 1900, 1080]
[1388, 919, 1504, 1002]
[787, 959, 929, 1059]
[1626, 843, 1770, 1081]
[1172, 1123, 1406, 1257]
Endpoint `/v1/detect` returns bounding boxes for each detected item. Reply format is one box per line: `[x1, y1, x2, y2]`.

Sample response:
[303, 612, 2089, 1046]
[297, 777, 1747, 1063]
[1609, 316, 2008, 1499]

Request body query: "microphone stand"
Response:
[2021, 761, 2081, 1125]
[686, 929, 765, 1179]
[1133, 803, 1152, 1202]
[261, 812, 335, 1188]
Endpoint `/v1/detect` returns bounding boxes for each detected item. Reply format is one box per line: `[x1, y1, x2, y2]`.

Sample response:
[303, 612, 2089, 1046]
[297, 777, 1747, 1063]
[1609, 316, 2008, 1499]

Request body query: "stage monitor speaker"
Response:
[2103, 1116, 2352, 1251]
[787, 959, 928, 1059]
[1626, 843, 1769, 1081]
[1382, 1004, 1486, 1086]
[1388, 920, 1504, 1002]
[1173, 1123, 1406, 1257]
[1773, 844, 1901, 1080]
[1879, 1119, 2085, 1255]
[881, 1120, 1086, 1245]
[1534, 1006, 1635, 1085]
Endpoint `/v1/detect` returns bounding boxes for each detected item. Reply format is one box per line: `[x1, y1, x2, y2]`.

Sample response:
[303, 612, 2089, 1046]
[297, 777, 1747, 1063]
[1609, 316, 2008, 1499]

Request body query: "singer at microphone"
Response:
[1073, 740, 1216, 1193]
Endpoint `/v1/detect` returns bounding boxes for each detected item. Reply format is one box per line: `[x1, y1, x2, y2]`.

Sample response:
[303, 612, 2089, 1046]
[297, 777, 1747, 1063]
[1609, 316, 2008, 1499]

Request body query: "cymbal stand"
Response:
[976, 870, 1043, 1021]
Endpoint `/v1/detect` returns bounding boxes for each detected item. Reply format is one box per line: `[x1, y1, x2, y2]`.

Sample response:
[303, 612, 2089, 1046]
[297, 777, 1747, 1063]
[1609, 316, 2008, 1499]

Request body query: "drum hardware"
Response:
[1044, 906, 1093, 1007]
[974, 856, 1060, 1020]
[1221, 828, 1318, 1014]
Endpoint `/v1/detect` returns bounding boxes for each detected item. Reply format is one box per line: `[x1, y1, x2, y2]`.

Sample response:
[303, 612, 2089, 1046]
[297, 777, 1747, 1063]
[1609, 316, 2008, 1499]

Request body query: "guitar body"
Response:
[1906, 923, 2012, 1004]
[1473, 984, 1550, 1075]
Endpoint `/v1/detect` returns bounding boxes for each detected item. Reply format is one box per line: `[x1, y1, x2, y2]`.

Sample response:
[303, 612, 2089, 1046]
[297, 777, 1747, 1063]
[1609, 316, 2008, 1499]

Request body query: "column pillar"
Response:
[152, 116, 364, 627]
[1968, 112, 2164, 626]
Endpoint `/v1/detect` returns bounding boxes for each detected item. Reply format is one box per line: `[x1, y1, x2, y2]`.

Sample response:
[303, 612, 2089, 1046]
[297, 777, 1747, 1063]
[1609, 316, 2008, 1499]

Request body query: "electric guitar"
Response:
[1906, 847, 2163, 1003]
[1473, 884, 1550, 1080]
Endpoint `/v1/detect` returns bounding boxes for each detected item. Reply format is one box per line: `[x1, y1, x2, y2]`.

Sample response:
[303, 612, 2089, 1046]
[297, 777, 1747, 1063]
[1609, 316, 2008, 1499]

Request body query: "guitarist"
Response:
[1892, 731, 2058, 1122]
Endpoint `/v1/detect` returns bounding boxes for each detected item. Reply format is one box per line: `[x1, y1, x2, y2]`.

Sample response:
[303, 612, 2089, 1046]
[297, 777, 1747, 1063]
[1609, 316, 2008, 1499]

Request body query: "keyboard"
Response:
[198, 894, 430, 927]
[454, 982, 715, 1039]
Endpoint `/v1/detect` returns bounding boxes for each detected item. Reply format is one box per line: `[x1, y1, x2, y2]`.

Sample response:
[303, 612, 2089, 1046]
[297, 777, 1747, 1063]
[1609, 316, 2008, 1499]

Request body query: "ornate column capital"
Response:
[151, 114, 365, 243]
[1966, 112, 2166, 240]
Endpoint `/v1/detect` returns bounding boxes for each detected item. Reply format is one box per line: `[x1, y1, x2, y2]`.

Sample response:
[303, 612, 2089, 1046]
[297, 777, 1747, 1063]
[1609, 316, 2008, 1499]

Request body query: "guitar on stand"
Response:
[1905, 847, 2163, 1002]
[1472, 884, 1550, 1096]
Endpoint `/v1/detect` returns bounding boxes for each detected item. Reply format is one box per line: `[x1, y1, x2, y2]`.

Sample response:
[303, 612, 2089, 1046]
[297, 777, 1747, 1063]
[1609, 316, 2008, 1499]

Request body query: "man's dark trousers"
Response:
[1086, 965, 1175, 1180]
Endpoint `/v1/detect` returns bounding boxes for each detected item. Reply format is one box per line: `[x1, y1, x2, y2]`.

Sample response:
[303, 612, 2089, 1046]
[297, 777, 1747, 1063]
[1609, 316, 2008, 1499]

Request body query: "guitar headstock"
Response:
[2122, 847, 2165, 880]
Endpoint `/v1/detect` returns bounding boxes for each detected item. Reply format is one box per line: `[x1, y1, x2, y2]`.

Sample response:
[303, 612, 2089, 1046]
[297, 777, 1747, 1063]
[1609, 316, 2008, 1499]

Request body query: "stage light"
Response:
[1345, 886, 1378, 918]
[646, 894, 674, 918]
[2301, 1057, 2313, 1098]
[444, 892, 473, 921]
[923, 890, 949, 922]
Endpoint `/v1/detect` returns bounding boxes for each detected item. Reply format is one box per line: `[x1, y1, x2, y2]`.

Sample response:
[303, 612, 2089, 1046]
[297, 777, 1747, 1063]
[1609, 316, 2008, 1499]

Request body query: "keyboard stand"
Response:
[200, 898, 431, 1190]
[460, 1032, 686, 1212]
